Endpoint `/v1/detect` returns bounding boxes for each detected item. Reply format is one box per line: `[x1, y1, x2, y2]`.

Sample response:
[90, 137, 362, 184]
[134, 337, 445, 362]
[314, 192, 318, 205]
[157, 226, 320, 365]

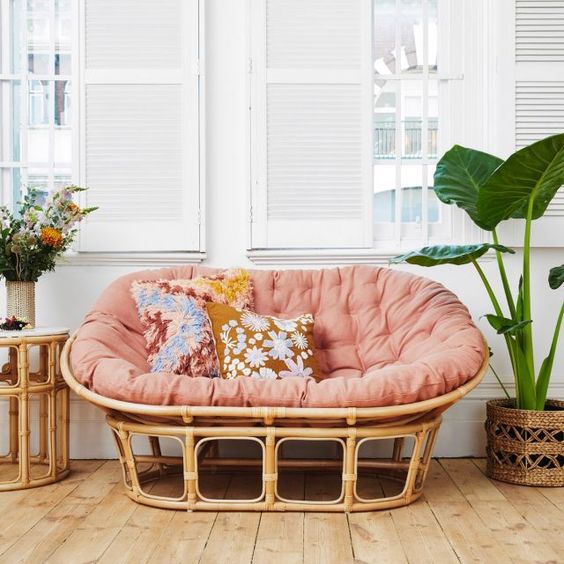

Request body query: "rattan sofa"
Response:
[61, 265, 487, 512]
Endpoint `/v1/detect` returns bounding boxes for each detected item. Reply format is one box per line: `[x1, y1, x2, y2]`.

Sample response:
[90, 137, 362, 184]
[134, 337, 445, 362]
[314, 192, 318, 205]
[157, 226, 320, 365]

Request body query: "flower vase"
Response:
[6, 281, 36, 327]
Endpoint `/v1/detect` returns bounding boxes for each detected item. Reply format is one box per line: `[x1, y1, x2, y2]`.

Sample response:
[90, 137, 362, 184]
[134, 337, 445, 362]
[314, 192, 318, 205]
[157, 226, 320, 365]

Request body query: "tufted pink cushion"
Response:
[70, 265, 486, 408]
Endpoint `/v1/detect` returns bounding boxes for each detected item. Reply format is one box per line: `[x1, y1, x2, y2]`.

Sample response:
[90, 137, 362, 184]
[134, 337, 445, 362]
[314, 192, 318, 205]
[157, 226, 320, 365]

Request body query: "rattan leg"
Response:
[392, 437, 405, 462]
[184, 429, 197, 510]
[264, 428, 276, 510]
[343, 430, 357, 512]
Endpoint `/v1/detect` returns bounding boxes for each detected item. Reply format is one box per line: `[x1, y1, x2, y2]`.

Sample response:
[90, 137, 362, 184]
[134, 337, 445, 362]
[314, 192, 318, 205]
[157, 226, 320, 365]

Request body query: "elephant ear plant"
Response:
[392, 134, 564, 411]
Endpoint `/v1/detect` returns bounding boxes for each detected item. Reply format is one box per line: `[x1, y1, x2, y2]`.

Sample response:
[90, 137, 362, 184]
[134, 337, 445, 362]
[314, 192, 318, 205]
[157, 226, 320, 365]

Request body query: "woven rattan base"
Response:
[107, 411, 442, 512]
[0, 331, 70, 491]
[486, 399, 564, 487]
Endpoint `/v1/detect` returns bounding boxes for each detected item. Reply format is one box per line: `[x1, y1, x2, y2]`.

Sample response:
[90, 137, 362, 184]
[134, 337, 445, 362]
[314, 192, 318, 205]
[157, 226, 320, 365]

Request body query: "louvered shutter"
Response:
[249, 0, 373, 249]
[514, 0, 564, 246]
[79, 0, 202, 252]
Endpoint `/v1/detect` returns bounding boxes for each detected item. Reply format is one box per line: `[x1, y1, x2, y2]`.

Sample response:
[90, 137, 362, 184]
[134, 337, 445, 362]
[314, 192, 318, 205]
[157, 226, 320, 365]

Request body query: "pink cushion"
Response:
[70, 265, 486, 408]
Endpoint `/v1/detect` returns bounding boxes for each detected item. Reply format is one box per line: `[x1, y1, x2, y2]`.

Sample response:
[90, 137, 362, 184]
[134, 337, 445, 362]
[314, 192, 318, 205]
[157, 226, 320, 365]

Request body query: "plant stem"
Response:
[489, 363, 511, 399]
[522, 197, 535, 380]
[472, 259, 505, 317]
[472, 258, 521, 405]
[492, 229, 516, 318]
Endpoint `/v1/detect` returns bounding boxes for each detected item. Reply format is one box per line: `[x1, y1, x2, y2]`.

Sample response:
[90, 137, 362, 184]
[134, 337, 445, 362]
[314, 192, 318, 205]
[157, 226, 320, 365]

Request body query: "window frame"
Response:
[246, 0, 492, 265]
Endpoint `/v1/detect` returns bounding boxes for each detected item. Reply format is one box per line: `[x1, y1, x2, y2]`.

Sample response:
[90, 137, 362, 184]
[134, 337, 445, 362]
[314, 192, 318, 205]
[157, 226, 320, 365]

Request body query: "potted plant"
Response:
[392, 133, 564, 486]
[0, 186, 96, 327]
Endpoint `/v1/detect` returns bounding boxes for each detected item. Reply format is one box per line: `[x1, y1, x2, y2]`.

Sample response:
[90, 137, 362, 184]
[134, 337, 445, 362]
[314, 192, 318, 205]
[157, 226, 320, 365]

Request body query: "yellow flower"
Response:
[40, 227, 63, 247]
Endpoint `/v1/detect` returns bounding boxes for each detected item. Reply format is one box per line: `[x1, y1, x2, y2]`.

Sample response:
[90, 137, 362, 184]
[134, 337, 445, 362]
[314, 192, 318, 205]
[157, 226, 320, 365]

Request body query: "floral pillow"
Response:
[206, 302, 322, 382]
[131, 269, 253, 377]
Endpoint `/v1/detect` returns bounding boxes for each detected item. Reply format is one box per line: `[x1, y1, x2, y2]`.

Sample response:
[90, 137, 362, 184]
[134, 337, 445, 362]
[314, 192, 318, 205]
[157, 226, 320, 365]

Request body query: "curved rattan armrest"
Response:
[60, 332, 489, 424]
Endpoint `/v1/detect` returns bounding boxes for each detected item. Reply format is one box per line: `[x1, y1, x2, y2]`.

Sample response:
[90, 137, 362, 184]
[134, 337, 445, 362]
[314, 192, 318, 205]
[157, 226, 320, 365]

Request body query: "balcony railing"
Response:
[374, 119, 438, 159]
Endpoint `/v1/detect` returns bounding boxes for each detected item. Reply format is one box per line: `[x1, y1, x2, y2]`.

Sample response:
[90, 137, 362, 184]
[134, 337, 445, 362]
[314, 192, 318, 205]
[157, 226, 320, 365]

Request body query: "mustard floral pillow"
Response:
[206, 302, 322, 382]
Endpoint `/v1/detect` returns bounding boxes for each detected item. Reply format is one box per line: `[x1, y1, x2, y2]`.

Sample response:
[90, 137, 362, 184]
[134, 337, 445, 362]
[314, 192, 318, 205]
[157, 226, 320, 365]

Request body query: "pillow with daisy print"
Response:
[206, 302, 322, 381]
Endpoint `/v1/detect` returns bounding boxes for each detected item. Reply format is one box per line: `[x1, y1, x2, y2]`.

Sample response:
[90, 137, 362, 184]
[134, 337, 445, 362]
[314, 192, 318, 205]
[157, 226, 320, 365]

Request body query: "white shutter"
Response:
[249, 0, 373, 249]
[79, 0, 202, 252]
[513, 0, 564, 246]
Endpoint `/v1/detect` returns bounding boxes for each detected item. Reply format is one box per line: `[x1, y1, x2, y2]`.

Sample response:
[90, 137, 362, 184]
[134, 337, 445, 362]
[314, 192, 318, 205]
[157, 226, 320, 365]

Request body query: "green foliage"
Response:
[549, 265, 564, 289]
[477, 134, 564, 230]
[391, 134, 564, 411]
[433, 145, 503, 230]
[391, 244, 514, 267]
[0, 186, 96, 282]
[484, 315, 532, 335]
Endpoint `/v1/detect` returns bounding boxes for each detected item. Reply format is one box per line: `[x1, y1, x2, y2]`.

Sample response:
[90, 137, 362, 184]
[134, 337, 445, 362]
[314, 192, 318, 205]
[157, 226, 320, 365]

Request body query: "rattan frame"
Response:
[61, 333, 488, 511]
[0, 333, 70, 491]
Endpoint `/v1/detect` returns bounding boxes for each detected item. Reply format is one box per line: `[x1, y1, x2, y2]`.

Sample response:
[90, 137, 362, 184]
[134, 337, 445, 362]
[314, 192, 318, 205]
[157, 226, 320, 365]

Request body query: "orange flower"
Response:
[67, 202, 81, 215]
[40, 227, 63, 247]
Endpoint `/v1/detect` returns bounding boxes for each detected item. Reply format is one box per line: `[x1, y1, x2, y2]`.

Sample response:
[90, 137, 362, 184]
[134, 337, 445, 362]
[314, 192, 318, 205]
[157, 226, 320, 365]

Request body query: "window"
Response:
[248, 0, 486, 257]
[0, 0, 73, 208]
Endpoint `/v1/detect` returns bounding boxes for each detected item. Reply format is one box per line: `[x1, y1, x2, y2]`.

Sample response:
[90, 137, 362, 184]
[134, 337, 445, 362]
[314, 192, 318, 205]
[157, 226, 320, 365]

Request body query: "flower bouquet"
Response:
[0, 186, 96, 326]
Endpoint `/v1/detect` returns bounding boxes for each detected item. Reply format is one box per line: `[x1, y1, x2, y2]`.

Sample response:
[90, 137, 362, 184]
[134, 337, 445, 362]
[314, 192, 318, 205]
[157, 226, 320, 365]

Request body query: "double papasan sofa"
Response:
[63, 265, 487, 512]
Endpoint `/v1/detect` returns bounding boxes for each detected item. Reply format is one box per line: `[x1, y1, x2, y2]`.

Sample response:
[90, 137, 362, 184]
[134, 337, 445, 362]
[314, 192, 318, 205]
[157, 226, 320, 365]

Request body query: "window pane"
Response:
[400, 164, 423, 223]
[373, 0, 397, 75]
[427, 165, 440, 223]
[2, 0, 74, 210]
[374, 166, 395, 223]
[54, 79, 70, 126]
[28, 53, 50, 74]
[374, 0, 438, 76]
[374, 81, 397, 159]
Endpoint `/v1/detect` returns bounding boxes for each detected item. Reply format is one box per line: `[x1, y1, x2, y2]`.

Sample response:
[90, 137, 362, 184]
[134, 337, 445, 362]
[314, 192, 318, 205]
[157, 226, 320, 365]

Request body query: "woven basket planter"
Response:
[485, 399, 564, 487]
[6, 281, 36, 326]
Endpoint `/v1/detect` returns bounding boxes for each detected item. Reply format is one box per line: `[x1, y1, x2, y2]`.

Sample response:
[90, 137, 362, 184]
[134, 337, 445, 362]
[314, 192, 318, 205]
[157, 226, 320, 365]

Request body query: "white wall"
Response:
[1, 0, 562, 459]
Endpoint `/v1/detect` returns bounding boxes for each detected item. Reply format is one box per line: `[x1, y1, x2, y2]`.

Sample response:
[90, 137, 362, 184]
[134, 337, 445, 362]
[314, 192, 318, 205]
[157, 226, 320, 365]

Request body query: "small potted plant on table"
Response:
[0, 186, 96, 327]
[392, 134, 563, 486]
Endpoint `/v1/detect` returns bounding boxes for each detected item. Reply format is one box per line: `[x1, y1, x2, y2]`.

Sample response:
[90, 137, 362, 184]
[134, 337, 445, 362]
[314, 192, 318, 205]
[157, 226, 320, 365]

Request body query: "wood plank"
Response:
[348, 473, 406, 564]
[146, 473, 232, 564]
[0, 461, 105, 562]
[443, 459, 561, 563]
[303, 473, 354, 564]
[199, 473, 262, 564]
[439, 459, 505, 502]
[252, 472, 304, 564]
[472, 460, 564, 556]
[380, 470, 459, 564]
[425, 461, 511, 563]
[46, 462, 156, 564]
[423, 461, 512, 563]
[348, 510, 407, 564]
[0, 460, 106, 557]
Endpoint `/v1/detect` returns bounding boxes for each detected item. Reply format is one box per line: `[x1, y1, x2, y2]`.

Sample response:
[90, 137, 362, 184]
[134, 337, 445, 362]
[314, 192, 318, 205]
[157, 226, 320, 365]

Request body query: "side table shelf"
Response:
[0, 329, 70, 491]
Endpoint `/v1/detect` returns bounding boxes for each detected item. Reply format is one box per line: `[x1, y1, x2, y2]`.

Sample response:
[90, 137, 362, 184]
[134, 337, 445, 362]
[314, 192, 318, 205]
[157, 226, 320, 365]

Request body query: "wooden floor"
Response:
[0, 459, 562, 564]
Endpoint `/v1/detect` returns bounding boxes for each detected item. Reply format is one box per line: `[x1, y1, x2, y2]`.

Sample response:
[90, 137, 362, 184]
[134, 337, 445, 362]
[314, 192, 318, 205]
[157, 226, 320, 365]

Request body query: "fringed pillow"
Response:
[131, 269, 253, 377]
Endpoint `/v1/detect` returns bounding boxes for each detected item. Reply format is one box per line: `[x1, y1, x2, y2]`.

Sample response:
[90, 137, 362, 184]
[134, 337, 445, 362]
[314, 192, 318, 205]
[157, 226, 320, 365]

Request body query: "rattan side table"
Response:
[0, 327, 70, 491]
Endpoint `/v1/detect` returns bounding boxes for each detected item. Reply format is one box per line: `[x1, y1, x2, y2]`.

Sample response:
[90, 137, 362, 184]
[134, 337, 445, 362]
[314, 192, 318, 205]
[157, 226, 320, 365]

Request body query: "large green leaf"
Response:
[484, 314, 532, 335]
[477, 133, 564, 229]
[390, 243, 515, 267]
[536, 304, 564, 410]
[433, 145, 503, 230]
[549, 265, 564, 289]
